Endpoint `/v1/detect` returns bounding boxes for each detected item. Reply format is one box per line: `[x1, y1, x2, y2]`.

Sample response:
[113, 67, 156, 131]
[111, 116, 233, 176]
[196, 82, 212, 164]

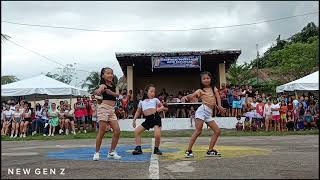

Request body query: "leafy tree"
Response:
[81, 71, 119, 93]
[289, 22, 319, 43]
[45, 64, 76, 84]
[226, 63, 255, 85]
[1, 75, 19, 85]
[1, 34, 11, 43]
[269, 36, 319, 83]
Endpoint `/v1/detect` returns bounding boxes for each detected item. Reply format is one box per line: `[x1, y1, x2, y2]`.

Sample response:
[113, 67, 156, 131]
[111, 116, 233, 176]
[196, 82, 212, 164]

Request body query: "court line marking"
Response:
[149, 138, 159, 179]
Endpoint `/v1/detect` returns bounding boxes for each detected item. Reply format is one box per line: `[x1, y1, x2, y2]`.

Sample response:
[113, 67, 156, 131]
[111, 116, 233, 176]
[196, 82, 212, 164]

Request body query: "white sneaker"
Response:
[107, 151, 121, 159]
[84, 130, 87, 134]
[43, 134, 47, 136]
[32, 131, 36, 136]
[51, 134, 54, 136]
[23, 134, 26, 138]
[44, 123, 49, 128]
[14, 134, 17, 138]
[66, 129, 69, 135]
[20, 134, 23, 138]
[59, 129, 62, 134]
[93, 152, 100, 161]
[10, 134, 13, 138]
[72, 131, 76, 135]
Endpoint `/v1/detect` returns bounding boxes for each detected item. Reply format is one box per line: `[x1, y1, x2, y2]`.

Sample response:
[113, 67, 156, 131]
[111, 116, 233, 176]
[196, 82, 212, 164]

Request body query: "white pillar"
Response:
[218, 63, 226, 88]
[127, 66, 133, 93]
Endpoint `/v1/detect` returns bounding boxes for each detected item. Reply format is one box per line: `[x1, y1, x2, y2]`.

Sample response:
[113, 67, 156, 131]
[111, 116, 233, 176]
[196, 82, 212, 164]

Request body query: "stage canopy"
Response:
[276, 71, 319, 93]
[1, 75, 89, 97]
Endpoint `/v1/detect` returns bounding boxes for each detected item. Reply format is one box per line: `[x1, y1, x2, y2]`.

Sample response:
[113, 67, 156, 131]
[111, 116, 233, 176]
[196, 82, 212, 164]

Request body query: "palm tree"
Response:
[1, 75, 19, 85]
[82, 72, 100, 93]
[1, 34, 11, 43]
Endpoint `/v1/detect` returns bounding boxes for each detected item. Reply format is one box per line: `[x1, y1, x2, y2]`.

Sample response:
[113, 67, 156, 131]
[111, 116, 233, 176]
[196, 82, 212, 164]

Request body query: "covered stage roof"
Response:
[115, 49, 241, 75]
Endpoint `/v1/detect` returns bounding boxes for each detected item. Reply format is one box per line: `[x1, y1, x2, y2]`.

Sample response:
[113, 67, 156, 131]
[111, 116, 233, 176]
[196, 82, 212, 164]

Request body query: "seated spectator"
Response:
[244, 117, 250, 131]
[235, 115, 243, 131]
[189, 106, 196, 127]
[286, 111, 295, 131]
[304, 110, 313, 130]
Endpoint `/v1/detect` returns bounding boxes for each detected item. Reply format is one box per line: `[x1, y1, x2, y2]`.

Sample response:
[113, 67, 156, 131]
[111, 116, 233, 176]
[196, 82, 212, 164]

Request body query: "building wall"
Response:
[134, 72, 200, 96]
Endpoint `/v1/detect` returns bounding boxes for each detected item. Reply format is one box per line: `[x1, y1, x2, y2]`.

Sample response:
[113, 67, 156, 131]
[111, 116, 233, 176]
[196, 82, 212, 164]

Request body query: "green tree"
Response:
[45, 64, 76, 84]
[1, 75, 19, 85]
[269, 36, 319, 83]
[81, 72, 119, 93]
[1, 34, 11, 43]
[289, 22, 319, 43]
[226, 63, 254, 85]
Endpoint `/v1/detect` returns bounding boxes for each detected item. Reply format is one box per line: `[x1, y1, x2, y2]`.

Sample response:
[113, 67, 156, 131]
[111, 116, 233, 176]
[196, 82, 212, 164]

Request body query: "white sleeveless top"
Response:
[138, 98, 160, 111]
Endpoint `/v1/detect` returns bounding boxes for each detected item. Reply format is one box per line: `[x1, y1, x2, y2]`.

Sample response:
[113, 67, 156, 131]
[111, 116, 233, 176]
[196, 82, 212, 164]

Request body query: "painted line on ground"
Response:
[149, 138, 159, 179]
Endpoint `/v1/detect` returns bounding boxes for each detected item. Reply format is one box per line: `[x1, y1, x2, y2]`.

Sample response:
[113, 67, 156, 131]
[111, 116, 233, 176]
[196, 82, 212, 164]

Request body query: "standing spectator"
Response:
[82, 96, 89, 133]
[48, 103, 59, 136]
[127, 90, 134, 119]
[263, 99, 273, 131]
[121, 91, 129, 118]
[219, 83, 229, 117]
[87, 98, 94, 131]
[255, 98, 265, 130]
[279, 100, 288, 132]
[176, 93, 186, 118]
[246, 86, 255, 104]
[74, 97, 85, 133]
[158, 88, 169, 101]
[91, 100, 98, 132]
[227, 85, 234, 117]
[271, 99, 281, 132]
[232, 88, 241, 117]
[295, 102, 305, 130]
[189, 106, 196, 127]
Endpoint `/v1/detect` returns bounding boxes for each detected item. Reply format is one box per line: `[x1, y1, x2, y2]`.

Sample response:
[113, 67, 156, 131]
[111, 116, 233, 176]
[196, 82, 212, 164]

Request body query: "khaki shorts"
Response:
[97, 103, 117, 122]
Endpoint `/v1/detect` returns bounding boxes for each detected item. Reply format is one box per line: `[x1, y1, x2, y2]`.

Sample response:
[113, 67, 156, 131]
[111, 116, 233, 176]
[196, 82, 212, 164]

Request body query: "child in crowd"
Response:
[48, 103, 59, 136]
[91, 100, 98, 132]
[304, 110, 313, 130]
[132, 84, 165, 155]
[279, 100, 288, 132]
[244, 117, 251, 131]
[182, 71, 225, 158]
[58, 106, 65, 135]
[235, 115, 243, 131]
[189, 106, 196, 128]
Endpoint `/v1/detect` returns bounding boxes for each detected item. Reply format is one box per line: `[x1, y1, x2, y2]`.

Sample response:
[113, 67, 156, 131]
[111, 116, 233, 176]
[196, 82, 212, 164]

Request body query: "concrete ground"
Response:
[1, 135, 319, 179]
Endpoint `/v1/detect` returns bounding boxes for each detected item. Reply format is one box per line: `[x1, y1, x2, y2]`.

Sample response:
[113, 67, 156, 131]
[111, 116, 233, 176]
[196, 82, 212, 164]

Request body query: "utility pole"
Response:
[256, 44, 259, 85]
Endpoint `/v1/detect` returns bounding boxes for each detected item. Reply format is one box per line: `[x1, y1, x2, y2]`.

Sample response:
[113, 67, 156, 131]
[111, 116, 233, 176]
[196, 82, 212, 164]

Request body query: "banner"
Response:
[152, 56, 201, 69]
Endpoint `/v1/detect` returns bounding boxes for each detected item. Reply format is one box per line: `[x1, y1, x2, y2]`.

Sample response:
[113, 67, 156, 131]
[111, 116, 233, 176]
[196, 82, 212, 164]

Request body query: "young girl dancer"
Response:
[131, 84, 165, 155]
[48, 103, 59, 136]
[182, 71, 225, 158]
[93, 67, 121, 161]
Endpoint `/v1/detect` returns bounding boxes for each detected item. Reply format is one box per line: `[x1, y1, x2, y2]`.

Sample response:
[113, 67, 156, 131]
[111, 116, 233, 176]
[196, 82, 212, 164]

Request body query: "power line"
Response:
[2, 11, 319, 33]
[4, 38, 91, 73]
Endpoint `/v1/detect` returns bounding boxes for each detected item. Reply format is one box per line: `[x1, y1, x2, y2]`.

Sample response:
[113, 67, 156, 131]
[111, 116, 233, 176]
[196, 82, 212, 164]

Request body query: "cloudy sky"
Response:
[1, 1, 319, 87]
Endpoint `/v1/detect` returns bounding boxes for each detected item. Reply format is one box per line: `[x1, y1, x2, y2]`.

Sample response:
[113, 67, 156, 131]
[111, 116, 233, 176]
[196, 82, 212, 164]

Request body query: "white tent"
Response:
[276, 71, 319, 93]
[1, 75, 89, 97]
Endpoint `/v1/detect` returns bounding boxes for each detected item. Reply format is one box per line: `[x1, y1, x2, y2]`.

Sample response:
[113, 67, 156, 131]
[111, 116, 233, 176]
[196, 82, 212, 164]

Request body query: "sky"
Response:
[1, 1, 319, 87]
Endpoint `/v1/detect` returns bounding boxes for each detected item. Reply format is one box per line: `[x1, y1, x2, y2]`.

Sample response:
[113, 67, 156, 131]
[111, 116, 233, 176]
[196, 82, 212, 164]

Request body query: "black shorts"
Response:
[24, 118, 32, 123]
[141, 112, 162, 131]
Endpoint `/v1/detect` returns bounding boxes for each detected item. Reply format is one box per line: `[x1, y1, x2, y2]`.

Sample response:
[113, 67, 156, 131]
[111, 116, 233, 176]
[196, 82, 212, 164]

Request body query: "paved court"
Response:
[1, 135, 319, 179]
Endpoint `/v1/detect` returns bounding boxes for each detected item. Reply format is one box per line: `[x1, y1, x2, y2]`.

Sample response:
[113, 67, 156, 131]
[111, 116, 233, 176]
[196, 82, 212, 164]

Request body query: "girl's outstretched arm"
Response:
[182, 89, 200, 102]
